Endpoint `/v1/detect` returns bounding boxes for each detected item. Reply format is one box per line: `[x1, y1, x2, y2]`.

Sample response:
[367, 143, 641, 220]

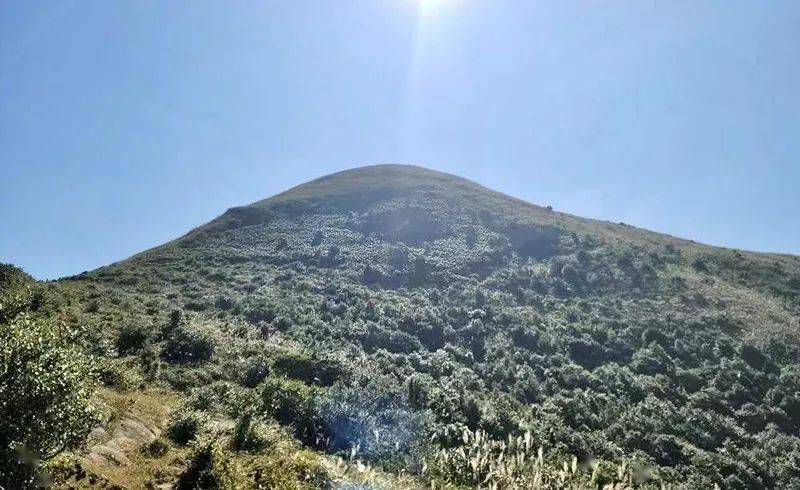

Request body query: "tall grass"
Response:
[425, 427, 656, 489]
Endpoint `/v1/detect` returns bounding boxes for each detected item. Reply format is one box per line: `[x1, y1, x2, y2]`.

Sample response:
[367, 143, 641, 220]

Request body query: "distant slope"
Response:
[115, 164, 800, 345]
[47, 164, 800, 488]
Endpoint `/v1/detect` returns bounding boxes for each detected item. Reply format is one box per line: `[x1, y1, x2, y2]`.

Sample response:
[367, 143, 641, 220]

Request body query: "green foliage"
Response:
[161, 324, 215, 363]
[176, 441, 239, 490]
[260, 377, 320, 440]
[247, 448, 333, 490]
[241, 357, 270, 388]
[96, 358, 143, 390]
[167, 410, 207, 445]
[0, 266, 97, 486]
[186, 381, 254, 418]
[231, 412, 278, 453]
[141, 437, 170, 458]
[116, 323, 149, 355]
[271, 350, 347, 386]
[0, 263, 35, 322]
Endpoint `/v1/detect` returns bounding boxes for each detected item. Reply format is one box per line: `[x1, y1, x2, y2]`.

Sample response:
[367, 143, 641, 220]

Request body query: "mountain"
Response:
[113, 164, 800, 346]
[4, 164, 800, 488]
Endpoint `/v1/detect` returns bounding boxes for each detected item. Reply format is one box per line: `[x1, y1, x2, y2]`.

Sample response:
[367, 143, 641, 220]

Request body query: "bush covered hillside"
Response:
[4, 164, 800, 488]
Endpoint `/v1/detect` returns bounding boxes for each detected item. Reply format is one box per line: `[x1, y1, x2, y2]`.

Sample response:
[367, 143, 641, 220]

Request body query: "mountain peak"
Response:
[187, 164, 557, 243]
[260, 164, 494, 209]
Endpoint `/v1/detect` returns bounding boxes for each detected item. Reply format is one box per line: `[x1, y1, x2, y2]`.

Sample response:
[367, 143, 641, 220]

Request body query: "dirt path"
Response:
[54, 388, 177, 489]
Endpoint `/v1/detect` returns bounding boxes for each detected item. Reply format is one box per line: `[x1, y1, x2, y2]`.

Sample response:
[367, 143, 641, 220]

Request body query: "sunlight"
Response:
[401, 0, 460, 148]
[407, 0, 458, 18]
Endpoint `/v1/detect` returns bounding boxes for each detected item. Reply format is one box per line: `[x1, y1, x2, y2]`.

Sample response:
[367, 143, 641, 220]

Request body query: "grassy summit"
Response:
[3, 164, 800, 488]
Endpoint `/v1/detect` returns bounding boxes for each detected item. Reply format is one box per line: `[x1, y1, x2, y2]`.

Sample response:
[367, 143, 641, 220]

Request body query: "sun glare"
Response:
[410, 0, 455, 16]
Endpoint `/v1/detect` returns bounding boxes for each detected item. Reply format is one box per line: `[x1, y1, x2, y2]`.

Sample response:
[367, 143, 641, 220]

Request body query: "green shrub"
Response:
[96, 358, 142, 390]
[567, 338, 606, 369]
[271, 350, 346, 386]
[232, 412, 255, 452]
[630, 344, 673, 376]
[260, 377, 320, 440]
[167, 410, 207, 445]
[359, 326, 424, 354]
[0, 263, 34, 322]
[274, 315, 293, 330]
[161, 325, 214, 363]
[176, 441, 239, 490]
[242, 358, 270, 388]
[249, 449, 332, 490]
[187, 381, 252, 418]
[116, 323, 149, 355]
[740, 344, 769, 371]
[158, 309, 184, 340]
[0, 313, 97, 486]
[242, 301, 277, 324]
[675, 369, 705, 393]
[214, 295, 235, 310]
[169, 309, 184, 329]
[232, 412, 276, 453]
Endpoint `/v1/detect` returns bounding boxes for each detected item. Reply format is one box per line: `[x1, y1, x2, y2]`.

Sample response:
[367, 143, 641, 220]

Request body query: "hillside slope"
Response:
[9, 165, 800, 488]
[119, 164, 800, 345]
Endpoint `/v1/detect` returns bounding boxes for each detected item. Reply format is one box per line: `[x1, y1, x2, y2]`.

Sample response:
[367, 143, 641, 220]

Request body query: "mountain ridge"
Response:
[114, 164, 794, 274]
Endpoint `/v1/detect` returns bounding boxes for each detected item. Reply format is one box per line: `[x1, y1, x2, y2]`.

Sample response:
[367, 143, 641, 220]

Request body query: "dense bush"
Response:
[0, 266, 97, 486]
[260, 377, 320, 440]
[161, 324, 215, 363]
[271, 350, 347, 386]
[176, 441, 239, 490]
[186, 381, 250, 416]
[96, 358, 142, 389]
[247, 448, 332, 489]
[0, 263, 35, 322]
[167, 410, 207, 445]
[116, 323, 149, 355]
[242, 358, 270, 388]
[231, 412, 276, 453]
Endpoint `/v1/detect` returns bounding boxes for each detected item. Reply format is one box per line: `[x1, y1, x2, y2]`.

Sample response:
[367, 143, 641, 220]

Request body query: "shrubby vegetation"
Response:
[8, 166, 800, 487]
[161, 317, 215, 364]
[167, 410, 208, 445]
[425, 426, 654, 488]
[0, 265, 97, 487]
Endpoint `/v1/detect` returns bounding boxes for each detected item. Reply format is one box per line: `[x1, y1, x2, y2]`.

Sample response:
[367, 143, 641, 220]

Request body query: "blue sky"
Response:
[1, 1, 799, 279]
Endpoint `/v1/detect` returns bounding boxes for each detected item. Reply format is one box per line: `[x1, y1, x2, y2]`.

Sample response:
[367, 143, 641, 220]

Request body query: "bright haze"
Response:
[1, 1, 798, 279]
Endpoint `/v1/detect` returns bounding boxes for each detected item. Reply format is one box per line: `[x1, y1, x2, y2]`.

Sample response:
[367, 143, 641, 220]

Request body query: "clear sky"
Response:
[1, 1, 799, 279]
